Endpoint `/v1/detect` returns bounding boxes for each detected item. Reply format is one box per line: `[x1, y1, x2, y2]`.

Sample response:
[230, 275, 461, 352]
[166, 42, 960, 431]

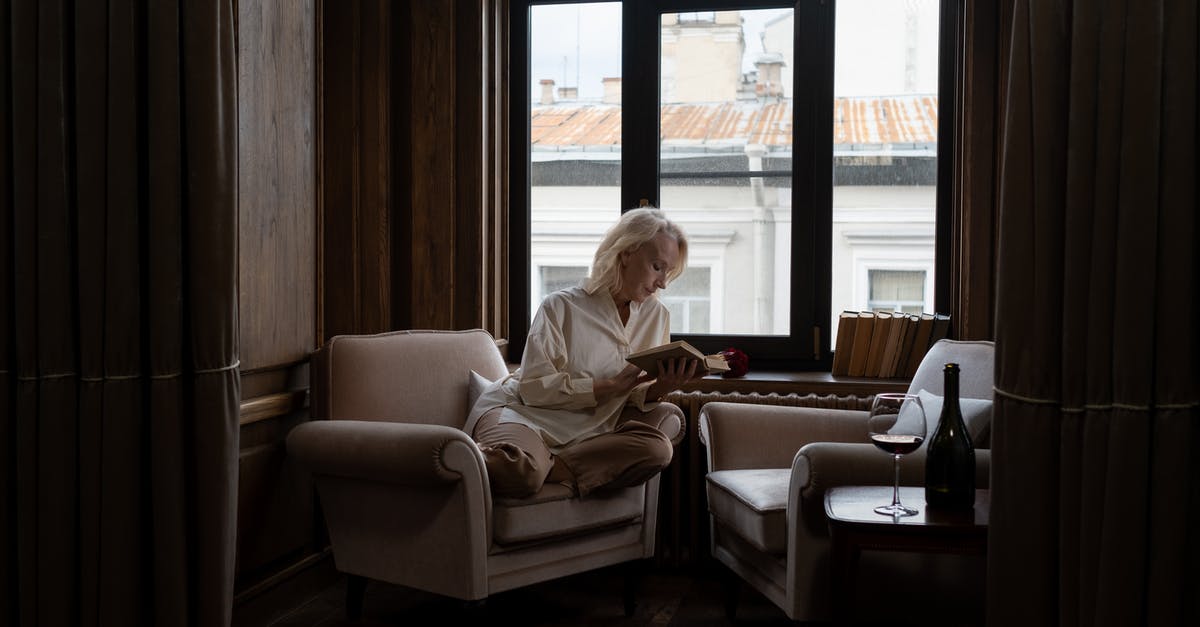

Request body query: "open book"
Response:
[626, 340, 731, 375]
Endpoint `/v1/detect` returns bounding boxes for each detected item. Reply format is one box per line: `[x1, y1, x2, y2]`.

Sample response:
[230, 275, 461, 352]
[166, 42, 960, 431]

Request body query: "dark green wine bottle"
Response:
[924, 362, 975, 509]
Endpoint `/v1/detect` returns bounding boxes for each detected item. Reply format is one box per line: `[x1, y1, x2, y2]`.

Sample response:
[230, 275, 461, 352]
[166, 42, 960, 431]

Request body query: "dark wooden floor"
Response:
[236, 558, 982, 627]
[238, 562, 811, 627]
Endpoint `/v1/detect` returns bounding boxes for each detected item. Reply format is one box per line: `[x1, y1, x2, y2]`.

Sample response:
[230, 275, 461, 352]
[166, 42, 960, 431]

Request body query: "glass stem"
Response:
[892, 454, 902, 506]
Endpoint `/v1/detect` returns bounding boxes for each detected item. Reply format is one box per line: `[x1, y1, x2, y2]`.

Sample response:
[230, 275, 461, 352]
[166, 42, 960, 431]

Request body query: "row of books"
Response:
[831, 311, 951, 379]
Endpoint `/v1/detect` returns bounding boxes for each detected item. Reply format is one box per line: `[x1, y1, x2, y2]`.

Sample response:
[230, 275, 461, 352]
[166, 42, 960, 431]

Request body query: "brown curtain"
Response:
[989, 1, 1198, 625]
[1, 1, 240, 626]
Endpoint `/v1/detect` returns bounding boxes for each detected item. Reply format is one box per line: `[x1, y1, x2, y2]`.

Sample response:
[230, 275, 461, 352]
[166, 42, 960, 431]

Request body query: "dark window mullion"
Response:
[509, 1, 533, 361]
[934, 0, 958, 315]
[621, 1, 660, 212]
[802, 0, 836, 365]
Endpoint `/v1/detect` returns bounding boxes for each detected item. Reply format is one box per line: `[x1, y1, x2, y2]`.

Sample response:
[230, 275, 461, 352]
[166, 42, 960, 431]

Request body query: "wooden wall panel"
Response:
[318, 0, 360, 340]
[233, 1, 505, 616]
[317, 0, 508, 336]
[485, 1, 510, 341]
[407, 1, 458, 329]
[234, 0, 320, 599]
[396, 0, 508, 334]
[951, 0, 1003, 341]
[454, 1, 484, 330]
[356, 0, 393, 333]
[319, 1, 508, 337]
[320, 0, 394, 339]
[237, 0, 317, 369]
[235, 435, 313, 577]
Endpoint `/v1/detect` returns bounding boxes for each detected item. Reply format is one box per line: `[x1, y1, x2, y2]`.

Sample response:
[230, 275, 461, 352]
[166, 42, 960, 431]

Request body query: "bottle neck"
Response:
[943, 365, 960, 404]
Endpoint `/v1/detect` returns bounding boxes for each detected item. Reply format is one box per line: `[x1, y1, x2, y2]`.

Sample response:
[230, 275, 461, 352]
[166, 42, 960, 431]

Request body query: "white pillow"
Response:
[915, 388, 992, 448]
[467, 370, 493, 411]
[463, 370, 496, 435]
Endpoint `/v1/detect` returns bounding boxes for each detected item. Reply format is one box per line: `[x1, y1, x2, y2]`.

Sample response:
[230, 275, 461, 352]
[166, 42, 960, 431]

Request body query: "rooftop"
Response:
[530, 94, 938, 157]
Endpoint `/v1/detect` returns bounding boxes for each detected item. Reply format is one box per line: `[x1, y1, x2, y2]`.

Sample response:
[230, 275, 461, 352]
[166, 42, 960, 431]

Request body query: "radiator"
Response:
[654, 390, 874, 568]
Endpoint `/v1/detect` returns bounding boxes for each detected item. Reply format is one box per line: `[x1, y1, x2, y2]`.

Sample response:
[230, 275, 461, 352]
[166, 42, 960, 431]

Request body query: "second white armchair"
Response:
[698, 339, 995, 622]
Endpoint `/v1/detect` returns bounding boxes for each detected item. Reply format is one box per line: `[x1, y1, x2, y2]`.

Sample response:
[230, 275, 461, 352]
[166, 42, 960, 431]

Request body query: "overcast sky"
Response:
[529, 1, 940, 101]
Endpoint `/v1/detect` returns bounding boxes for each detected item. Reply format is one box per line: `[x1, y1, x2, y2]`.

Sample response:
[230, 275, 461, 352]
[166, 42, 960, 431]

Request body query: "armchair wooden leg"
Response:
[722, 568, 740, 621]
[461, 598, 488, 618]
[346, 574, 367, 621]
[621, 559, 644, 617]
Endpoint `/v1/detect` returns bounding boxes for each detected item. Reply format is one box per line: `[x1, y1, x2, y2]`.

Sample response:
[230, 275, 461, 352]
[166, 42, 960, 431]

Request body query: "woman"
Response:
[465, 208, 701, 498]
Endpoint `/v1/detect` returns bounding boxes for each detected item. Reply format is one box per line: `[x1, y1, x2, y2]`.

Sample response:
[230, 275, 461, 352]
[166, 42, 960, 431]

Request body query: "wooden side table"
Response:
[824, 486, 989, 621]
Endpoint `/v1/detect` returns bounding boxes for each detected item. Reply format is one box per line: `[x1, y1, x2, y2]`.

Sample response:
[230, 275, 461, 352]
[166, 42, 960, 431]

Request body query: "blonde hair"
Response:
[585, 207, 688, 296]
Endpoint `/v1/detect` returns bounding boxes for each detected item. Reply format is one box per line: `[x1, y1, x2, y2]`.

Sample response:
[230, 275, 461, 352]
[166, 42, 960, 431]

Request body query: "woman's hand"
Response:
[645, 357, 702, 401]
[593, 363, 654, 404]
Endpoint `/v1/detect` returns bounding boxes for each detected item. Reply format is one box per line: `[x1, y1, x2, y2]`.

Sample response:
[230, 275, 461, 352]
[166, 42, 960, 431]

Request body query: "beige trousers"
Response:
[473, 405, 676, 498]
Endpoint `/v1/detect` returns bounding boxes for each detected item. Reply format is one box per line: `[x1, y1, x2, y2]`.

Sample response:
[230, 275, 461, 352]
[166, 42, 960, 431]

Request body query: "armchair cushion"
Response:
[706, 469, 791, 555]
[492, 483, 645, 546]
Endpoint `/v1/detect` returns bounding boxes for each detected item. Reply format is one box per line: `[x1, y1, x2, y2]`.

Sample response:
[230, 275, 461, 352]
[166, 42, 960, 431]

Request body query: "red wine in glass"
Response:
[869, 433, 924, 455]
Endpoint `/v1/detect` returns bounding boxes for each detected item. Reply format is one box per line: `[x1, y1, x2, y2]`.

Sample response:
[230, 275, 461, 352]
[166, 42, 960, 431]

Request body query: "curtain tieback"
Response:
[993, 386, 1198, 412]
[6, 359, 240, 382]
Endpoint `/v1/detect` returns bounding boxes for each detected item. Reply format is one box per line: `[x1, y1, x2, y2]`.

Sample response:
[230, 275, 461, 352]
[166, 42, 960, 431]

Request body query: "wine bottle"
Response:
[924, 362, 975, 509]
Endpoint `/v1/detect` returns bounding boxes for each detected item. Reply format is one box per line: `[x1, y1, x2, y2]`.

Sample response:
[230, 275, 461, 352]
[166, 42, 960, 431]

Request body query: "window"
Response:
[663, 266, 713, 333]
[868, 269, 926, 313]
[829, 0, 944, 349]
[538, 266, 590, 302]
[511, 0, 954, 368]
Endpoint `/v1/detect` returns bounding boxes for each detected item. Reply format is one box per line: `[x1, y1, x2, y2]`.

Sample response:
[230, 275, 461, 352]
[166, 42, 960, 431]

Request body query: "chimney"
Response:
[715, 11, 740, 25]
[540, 79, 555, 105]
[755, 54, 784, 100]
[557, 86, 578, 100]
[602, 77, 621, 104]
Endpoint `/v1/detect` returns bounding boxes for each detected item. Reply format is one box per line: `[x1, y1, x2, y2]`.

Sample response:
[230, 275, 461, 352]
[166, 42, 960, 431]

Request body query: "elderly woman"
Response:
[465, 208, 701, 498]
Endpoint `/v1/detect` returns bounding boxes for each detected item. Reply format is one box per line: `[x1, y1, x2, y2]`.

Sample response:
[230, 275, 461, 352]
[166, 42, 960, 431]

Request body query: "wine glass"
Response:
[867, 393, 926, 517]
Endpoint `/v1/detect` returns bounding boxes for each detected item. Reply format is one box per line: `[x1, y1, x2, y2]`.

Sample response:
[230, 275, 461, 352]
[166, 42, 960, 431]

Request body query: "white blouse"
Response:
[466, 286, 670, 452]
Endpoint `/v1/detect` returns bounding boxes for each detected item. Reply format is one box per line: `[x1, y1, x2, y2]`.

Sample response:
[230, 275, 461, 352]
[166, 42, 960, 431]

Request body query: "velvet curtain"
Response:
[989, 0, 1198, 625]
[1, 1, 240, 626]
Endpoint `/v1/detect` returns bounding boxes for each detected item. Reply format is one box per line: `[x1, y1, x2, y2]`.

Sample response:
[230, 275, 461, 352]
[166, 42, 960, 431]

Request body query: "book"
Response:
[892, 312, 916, 374]
[877, 312, 907, 378]
[864, 311, 893, 377]
[830, 310, 859, 376]
[846, 311, 877, 377]
[626, 340, 730, 375]
[928, 313, 952, 349]
[902, 313, 936, 377]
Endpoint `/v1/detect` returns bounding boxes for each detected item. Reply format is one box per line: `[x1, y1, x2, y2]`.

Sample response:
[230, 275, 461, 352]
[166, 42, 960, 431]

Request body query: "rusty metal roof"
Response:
[531, 94, 938, 151]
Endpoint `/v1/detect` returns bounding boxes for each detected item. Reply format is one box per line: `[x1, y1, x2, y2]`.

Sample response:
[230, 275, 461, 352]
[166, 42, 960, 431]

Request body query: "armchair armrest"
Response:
[792, 443, 992, 494]
[289, 419, 493, 598]
[287, 420, 488, 487]
[792, 442, 916, 496]
[698, 402, 868, 471]
[639, 401, 685, 445]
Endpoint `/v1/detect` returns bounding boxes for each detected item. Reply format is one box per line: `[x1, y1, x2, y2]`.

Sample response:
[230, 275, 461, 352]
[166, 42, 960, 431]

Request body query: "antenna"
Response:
[576, 7, 581, 94]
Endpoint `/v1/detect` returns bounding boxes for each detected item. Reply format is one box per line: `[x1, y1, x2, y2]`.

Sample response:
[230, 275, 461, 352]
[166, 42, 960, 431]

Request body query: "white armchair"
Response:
[698, 339, 994, 622]
[287, 329, 683, 618]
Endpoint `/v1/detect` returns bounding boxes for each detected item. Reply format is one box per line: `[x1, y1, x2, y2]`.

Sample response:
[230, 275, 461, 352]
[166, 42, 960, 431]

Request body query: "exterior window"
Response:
[513, 0, 953, 368]
[830, 0, 941, 347]
[662, 266, 712, 334]
[658, 8, 794, 337]
[538, 266, 589, 304]
[526, 2, 622, 323]
[868, 269, 926, 313]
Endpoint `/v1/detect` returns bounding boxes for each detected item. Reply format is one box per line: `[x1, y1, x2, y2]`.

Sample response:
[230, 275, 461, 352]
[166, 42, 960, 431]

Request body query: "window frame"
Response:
[509, 0, 957, 370]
